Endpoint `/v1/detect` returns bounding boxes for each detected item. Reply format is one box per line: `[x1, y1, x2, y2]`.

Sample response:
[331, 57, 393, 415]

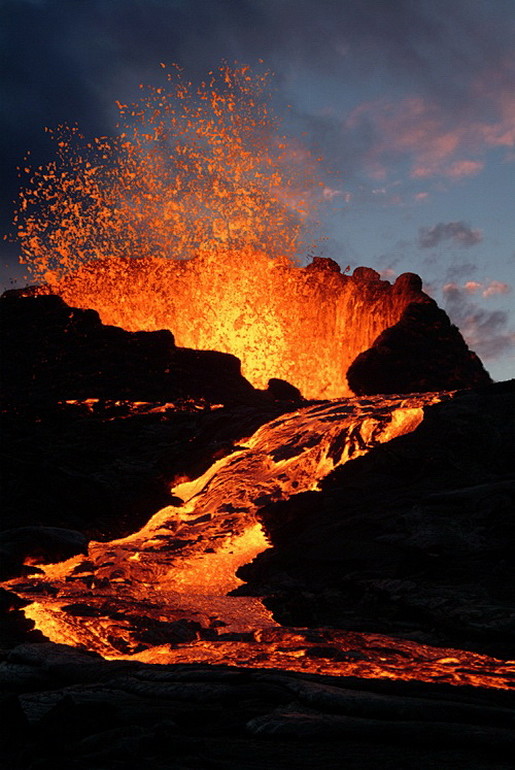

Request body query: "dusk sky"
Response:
[2, 0, 514, 381]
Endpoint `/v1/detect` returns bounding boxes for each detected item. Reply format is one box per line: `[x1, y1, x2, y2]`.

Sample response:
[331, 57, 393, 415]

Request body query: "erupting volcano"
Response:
[2, 63, 514, 770]
[13, 64, 472, 399]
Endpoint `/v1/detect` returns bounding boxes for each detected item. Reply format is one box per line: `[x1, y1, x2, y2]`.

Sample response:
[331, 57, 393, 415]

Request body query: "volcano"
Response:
[2, 63, 514, 770]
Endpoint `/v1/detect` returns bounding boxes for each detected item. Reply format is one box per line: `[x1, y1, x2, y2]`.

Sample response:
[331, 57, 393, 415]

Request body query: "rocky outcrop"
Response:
[0, 293, 261, 407]
[38, 255, 437, 397]
[0, 527, 88, 580]
[0, 394, 292, 540]
[7, 264, 488, 400]
[347, 299, 491, 395]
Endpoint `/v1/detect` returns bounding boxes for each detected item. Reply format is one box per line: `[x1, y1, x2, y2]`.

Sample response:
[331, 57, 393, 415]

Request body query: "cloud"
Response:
[346, 79, 515, 180]
[444, 262, 478, 281]
[378, 267, 396, 281]
[463, 281, 482, 294]
[444, 280, 511, 298]
[442, 283, 515, 362]
[322, 186, 349, 201]
[442, 160, 485, 179]
[481, 280, 511, 297]
[418, 222, 482, 249]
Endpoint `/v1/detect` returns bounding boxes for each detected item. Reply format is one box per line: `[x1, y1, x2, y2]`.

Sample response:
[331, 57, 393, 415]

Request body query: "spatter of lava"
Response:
[14, 63, 429, 399]
[15, 64, 318, 280]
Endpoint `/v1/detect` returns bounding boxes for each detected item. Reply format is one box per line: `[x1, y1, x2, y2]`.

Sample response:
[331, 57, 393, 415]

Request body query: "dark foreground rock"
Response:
[0, 642, 513, 770]
[0, 293, 262, 407]
[0, 528, 88, 581]
[0, 398, 289, 543]
[347, 300, 491, 395]
[239, 381, 515, 656]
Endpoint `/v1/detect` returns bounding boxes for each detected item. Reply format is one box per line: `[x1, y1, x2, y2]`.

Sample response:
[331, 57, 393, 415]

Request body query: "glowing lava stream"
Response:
[7, 391, 515, 688]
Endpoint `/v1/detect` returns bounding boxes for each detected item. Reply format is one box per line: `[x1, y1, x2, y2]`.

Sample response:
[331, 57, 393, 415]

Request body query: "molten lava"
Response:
[7, 63, 511, 694]
[5, 392, 514, 688]
[47, 255, 428, 398]
[14, 64, 429, 398]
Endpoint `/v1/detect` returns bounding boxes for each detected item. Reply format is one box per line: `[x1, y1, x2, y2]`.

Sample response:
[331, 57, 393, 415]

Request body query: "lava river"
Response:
[5, 392, 514, 689]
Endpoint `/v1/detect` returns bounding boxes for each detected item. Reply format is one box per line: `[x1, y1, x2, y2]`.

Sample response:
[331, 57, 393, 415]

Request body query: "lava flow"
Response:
[5, 392, 514, 689]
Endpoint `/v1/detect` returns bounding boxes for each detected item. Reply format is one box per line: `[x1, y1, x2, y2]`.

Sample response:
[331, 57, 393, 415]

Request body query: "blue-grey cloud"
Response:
[443, 284, 515, 362]
[418, 222, 483, 249]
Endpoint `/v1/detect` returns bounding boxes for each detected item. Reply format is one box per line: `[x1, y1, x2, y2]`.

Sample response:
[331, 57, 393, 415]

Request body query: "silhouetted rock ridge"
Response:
[347, 298, 491, 395]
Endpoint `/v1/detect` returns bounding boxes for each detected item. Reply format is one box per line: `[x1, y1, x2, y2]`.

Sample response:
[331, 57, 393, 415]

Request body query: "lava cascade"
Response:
[50, 256, 427, 398]
[5, 392, 514, 688]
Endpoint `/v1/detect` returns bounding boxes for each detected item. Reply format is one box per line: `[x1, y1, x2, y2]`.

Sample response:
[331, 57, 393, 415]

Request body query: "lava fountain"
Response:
[15, 64, 427, 398]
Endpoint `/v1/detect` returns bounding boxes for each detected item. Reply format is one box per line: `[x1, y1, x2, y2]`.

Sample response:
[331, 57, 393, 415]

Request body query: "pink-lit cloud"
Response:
[444, 160, 485, 179]
[482, 280, 511, 298]
[346, 67, 515, 180]
[379, 267, 396, 281]
[464, 281, 482, 294]
[442, 282, 515, 363]
[443, 280, 511, 298]
[322, 186, 350, 201]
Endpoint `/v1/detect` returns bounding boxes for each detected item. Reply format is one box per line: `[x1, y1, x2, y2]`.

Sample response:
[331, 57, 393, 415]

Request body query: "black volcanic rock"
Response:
[347, 299, 491, 395]
[266, 377, 303, 402]
[1, 643, 513, 770]
[0, 527, 88, 580]
[0, 293, 261, 407]
[352, 266, 381, 283]
[305, 256, 342, 273]
[240, 381, 515, 655]
[0, 293, 293, 541]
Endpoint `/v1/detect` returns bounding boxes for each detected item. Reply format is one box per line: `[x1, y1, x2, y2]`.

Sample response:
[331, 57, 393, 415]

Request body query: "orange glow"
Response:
[8, 391, 509, 690]
[16, 64, 315, 279]
[14, 64, 425, 398]
[7, 65, 507, 692]
[19, 603, 515, 689]
[25, 251, 425, 398]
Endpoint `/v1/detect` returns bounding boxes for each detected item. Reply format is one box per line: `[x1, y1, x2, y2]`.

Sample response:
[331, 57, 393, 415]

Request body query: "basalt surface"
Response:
[238, 381, 515, 657]
[0, 292, 264, 407]
[347, 299, 491, 394]
[1, 642, 513, 770]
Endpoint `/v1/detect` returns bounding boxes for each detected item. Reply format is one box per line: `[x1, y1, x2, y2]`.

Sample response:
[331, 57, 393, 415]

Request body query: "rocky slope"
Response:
[239, 380, 515, 657]
[1, 642, 513, 770]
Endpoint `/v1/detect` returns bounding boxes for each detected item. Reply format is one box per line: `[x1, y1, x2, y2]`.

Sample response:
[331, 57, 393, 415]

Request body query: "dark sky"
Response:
[2, 0, 514, 378]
